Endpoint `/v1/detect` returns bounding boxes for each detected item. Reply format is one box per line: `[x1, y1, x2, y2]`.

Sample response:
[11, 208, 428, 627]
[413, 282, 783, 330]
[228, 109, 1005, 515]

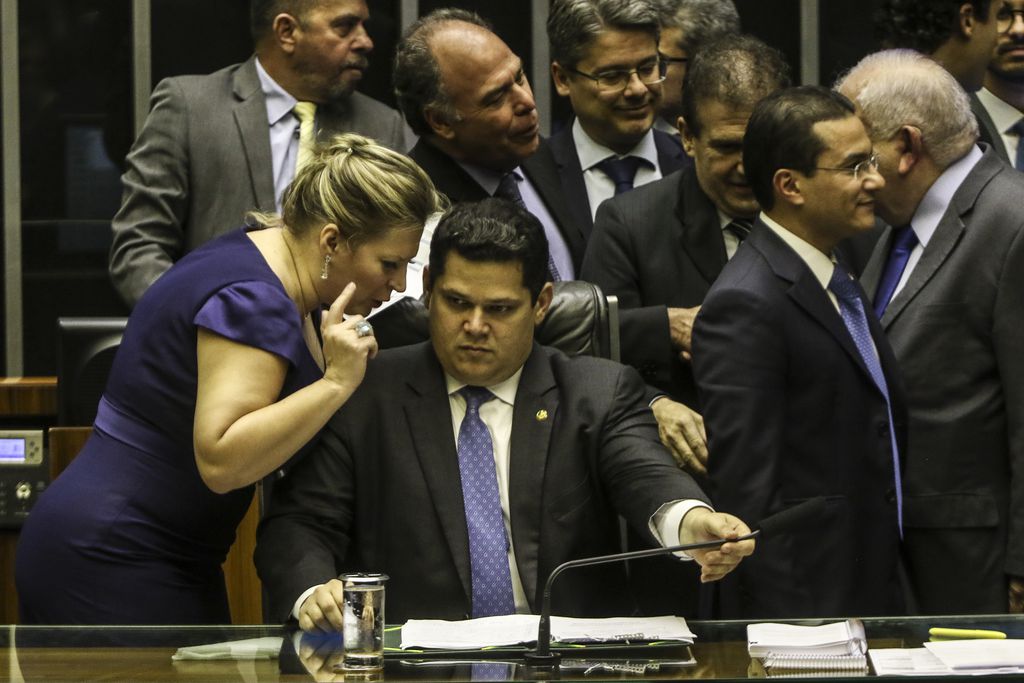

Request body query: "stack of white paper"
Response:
[923, 639, 1024, 674]
[400, 615, 695, 650]
[747, 620, 868, 672]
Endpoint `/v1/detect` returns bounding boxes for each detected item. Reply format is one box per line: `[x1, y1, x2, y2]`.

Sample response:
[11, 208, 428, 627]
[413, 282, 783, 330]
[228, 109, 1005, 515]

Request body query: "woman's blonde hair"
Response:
[250, 133, 445, 246]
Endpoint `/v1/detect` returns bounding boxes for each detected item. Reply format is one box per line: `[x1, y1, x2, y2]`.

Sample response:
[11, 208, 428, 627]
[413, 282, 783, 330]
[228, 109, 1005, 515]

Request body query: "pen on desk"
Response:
[928, 627, 1007, 640]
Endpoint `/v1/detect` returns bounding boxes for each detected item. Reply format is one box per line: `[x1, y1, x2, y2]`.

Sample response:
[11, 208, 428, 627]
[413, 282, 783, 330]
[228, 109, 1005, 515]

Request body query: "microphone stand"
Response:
[522, 532, 759, 667]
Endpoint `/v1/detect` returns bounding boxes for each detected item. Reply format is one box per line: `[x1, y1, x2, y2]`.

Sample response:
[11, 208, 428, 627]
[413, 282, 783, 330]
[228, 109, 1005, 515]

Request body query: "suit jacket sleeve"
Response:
[996, 227, 1024, 577]
[692, 285, 795, 581]
[583, 198, 676, 388]
[592, 359, 709, 530]
[109, 77, 191, 308]
[255, 412, 357, 622]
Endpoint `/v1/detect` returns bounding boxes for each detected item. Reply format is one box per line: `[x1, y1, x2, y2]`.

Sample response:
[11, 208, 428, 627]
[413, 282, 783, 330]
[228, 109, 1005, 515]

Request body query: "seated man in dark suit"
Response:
[582, 35, 789, 472]
[546, 0, 689, 234]
[692, 87, 906, 618]
[256, 199, 754, 630]
[393, 9, 584, 280]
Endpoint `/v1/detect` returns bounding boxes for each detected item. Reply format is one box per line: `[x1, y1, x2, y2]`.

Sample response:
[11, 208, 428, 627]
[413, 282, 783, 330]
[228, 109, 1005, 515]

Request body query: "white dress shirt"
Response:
[890, 145, 983, 300]
[255, 58, 302, 213]
[572, 119, 663, 220]
[977, 87, 1023, 163]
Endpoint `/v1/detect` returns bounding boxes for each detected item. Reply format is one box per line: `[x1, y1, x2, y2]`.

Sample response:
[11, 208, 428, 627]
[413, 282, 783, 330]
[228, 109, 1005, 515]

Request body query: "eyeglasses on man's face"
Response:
[814, 152, 880, 182]
[567, 58, 667, 93]
[997, 5, 1024, 32]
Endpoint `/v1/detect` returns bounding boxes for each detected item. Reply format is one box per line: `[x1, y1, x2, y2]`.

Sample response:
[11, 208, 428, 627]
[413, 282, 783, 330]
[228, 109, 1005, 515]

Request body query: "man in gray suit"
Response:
[109, 0, 407, 307]
[838, 49, 1024, 614]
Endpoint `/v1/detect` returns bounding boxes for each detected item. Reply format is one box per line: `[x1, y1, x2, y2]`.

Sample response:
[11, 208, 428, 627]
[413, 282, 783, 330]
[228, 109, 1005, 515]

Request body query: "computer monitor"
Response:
[56, 317, 127, 426]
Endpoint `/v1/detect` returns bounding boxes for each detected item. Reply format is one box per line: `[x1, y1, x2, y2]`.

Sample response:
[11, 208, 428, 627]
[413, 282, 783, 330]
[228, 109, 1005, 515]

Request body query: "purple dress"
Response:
[16, 228, 322, 624]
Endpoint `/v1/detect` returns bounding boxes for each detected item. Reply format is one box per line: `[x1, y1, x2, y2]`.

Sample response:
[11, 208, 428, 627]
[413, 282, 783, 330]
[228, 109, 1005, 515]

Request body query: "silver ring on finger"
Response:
[354, 320, 374, 338]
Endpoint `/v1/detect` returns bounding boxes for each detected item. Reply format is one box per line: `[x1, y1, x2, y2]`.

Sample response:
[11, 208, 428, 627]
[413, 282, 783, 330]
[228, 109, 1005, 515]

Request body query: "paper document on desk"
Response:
[171, 636, 283, 660]
[400, 615, 694, 650]
[923, 639, 1024, 672]
[747, 619, 867, 657]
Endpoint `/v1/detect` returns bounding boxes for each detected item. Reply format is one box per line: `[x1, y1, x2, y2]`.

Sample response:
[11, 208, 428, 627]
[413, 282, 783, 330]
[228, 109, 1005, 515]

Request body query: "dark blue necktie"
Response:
[457, 386, 515, 617]
[494, 174, 561, 281]
[1013, 119, 1024, 172]
[595, 156, 646, 195]
[829, 264, 903, 536]
[872, 225, 919, 318]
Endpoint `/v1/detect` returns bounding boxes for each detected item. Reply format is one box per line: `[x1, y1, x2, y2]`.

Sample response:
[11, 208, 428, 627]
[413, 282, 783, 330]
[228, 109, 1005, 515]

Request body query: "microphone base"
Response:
[523, 650, 562, 669]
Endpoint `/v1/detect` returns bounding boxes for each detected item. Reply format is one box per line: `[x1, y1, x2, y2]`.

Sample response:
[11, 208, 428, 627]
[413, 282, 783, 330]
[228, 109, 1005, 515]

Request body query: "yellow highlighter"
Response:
[929, 627, 1007, 641]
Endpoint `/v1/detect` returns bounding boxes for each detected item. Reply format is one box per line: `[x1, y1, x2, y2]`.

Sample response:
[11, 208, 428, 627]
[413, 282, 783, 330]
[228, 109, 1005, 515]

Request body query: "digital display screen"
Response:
[0, 438, 26, 463]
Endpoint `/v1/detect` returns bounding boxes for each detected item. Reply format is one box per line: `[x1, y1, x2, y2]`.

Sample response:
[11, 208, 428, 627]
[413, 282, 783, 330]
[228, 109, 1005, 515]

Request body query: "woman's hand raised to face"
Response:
[321, 282, 379, 394]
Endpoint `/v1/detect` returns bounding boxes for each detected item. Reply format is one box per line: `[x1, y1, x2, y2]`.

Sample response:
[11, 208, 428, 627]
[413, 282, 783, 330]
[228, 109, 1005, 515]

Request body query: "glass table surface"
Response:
[2, 614, 1023, 681]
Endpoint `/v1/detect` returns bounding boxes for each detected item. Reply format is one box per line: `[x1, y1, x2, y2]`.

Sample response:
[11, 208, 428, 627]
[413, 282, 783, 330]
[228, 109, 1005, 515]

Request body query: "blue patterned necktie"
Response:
[1012, 119, 1024, 172]
[872, 225, 919, 318]
[457, 386, 516, 617]
[494, 174, 561, 281]
[595, 156, 646, 195]
[828, 264, 903, 536]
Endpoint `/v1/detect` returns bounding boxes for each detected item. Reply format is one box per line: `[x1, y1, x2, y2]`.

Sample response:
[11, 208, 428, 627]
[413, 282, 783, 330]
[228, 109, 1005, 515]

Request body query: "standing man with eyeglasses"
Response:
[838, 49, 1024, 615]
[977, 0, 1024, 167]
[692, 86, 907, 619]
[651, 0, 740, 140]
[545, 0, 689, 236]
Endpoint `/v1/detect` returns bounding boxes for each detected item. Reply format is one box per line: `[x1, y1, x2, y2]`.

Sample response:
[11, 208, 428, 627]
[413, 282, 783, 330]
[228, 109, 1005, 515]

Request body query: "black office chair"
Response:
[369, 280, 620, 361]
[56, 317, 128, 426]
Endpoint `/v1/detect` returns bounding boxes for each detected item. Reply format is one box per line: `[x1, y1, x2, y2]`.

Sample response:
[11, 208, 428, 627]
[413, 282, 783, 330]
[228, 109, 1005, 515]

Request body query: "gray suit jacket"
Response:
[109, 56, 408, 307]
[860, 146, 1024, 614]
[255, 342, 708, 623]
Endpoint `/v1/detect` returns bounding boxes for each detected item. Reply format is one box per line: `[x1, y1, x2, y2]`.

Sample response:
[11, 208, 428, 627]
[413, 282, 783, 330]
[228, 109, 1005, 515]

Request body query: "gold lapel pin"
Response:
[536, 409, 549, 421]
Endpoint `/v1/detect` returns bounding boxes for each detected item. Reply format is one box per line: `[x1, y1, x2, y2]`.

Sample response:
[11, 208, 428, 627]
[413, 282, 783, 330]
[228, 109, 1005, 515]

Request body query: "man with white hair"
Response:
[838, 49, 1024, 615]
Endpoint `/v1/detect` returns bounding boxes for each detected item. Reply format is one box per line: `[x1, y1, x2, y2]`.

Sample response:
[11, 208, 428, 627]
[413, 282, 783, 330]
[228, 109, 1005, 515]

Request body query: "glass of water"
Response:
[338, 573, 388, 672]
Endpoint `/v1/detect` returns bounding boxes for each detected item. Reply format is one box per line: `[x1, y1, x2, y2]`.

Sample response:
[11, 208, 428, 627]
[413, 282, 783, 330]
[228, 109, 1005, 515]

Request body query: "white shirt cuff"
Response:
[649, 499, 714, 559]
[292, 585, 320, 621]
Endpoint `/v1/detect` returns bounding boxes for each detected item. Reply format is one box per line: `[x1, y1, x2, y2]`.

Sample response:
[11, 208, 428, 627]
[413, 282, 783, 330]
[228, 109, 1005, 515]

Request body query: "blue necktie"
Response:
[595, 156, 646, 195]
[457, 386, 515, 617]
[829, 264, 903, 536]
[495, 174, 561, 281]
[872, 225, 919, 319]
[1012, 119, 1024, 172]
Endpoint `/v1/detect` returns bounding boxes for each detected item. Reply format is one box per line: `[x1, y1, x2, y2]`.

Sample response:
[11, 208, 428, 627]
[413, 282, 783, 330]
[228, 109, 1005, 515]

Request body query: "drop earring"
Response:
[320, 253, 332, 280]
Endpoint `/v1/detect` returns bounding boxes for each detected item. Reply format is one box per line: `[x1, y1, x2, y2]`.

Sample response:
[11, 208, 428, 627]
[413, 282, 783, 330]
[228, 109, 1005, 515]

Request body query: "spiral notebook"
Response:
[747, 619, 868, 674]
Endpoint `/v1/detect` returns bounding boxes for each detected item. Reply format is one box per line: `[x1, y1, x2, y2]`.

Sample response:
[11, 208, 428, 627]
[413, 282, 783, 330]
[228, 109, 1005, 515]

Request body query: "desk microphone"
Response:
[522, 497, 828, 667]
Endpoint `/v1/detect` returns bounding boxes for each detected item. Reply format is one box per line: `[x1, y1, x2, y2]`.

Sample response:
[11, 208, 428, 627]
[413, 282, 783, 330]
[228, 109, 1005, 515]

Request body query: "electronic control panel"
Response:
[0, 430, 48, 528]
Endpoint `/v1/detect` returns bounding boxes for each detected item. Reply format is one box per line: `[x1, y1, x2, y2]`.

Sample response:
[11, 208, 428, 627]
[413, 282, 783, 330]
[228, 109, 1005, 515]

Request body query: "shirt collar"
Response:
[572, 118, 659, 171]
[457, 161, 519, 197]
[760, 212, 836, 291]
[909, 144, 983, 248]
[445, 367, 524, 407]
[976, 87, 1024, 136]
[255, 57, 298, 126]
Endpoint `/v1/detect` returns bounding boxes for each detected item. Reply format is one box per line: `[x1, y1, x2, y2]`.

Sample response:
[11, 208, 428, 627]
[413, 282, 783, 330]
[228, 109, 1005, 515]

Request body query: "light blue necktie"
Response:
[457, 386, 515, 617]
[828, 264, 904, 536]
